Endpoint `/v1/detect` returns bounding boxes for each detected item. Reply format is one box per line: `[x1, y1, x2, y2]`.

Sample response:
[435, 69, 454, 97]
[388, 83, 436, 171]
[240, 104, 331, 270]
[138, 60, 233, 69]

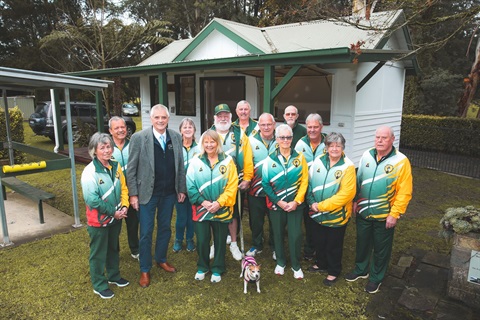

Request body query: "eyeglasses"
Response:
[284, 113, 297, 116]
[277, 136, 293, 141]
[259, 123, 274, 127]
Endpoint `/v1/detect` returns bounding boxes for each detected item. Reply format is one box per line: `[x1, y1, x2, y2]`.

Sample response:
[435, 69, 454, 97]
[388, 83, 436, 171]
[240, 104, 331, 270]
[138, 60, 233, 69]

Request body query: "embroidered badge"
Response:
[335, 170, 342, 179]
[385, 164, 394, 174]
[99, 179, 104, 185]
[293, 159, 300, 167]
[219, 165, 227, 174]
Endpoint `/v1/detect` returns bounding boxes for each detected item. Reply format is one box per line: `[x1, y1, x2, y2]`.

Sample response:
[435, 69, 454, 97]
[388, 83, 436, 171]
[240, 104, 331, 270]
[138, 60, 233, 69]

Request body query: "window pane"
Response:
[176, 75, 196, 116]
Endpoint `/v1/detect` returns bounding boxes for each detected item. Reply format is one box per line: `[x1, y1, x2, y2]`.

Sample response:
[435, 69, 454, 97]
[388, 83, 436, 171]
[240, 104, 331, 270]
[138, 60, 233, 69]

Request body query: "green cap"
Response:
[214, 104, 231, 115]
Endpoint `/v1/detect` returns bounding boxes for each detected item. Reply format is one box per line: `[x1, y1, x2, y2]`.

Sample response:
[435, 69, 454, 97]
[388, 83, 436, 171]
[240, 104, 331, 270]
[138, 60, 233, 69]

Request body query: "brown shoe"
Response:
[139, 272, 150, 288]
[157, 262, 176, 273]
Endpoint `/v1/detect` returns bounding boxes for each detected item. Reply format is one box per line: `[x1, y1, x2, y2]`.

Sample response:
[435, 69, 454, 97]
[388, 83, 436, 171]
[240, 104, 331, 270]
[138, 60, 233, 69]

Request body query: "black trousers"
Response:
[312, 223, 347, 277]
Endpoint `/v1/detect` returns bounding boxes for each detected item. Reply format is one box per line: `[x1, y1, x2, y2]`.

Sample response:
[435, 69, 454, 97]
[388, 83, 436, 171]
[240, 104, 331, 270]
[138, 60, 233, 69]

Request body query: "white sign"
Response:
[467, 250, 480, 285]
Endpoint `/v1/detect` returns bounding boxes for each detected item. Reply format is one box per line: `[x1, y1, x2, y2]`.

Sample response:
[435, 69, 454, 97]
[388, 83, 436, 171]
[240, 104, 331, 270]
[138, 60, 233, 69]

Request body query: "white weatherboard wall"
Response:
[185, 29, 250, 61]
[352, 61, 406, 164]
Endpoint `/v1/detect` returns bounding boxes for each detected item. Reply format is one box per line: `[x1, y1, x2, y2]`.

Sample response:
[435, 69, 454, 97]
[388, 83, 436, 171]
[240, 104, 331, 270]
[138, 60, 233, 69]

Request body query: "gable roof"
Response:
[140, 9, 411, 66]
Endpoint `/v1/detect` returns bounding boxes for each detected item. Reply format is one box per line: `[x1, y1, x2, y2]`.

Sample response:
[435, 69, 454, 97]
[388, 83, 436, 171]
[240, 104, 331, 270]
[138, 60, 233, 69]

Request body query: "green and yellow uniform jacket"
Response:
[233, 118, 259, 137]
[247, 131, 277, 197]
[186, 152, 238, 222]
[81, 158, 129, 227]
[182, 140, 200, 171]
[306, 153, 356, 227]
[112, 139, 129, 173]
[261, 148, 309, 210]
[211, 123, 253, 183]
[356, 147, 413, 220]
[294, 133, 328, 168]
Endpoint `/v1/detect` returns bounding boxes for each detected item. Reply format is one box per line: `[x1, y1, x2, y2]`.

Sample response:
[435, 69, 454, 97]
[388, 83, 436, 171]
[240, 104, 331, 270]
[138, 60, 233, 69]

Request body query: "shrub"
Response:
[440, 205, 480, 239]
[0, 106, 26, 163]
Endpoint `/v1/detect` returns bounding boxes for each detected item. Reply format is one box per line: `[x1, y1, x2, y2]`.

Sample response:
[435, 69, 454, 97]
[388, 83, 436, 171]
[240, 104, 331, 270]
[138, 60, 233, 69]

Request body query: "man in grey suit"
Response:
[127, 104, 186, 288]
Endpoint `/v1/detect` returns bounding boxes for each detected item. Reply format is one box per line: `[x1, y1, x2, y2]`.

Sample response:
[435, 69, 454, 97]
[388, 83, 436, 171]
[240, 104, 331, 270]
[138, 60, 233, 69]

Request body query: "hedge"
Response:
[0, 106, 25, 163]
[401, 114, 480, 157]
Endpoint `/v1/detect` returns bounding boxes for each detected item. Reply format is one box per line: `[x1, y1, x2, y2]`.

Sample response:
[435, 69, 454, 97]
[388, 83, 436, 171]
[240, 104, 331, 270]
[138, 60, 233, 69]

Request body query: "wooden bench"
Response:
[1, 177, 55, 224]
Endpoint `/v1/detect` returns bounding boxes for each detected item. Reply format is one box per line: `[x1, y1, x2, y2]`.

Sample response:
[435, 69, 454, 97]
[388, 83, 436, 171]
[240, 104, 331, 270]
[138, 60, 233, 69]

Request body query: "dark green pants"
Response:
[194, 220, 229, 275]
[354, 216, 395, 283]
[270, 207, 303, 271]
[247, 194, 274, 251]
[125, 206, 139, 255]
[87, 222, 122, 292]
[303, 206, 316, 256]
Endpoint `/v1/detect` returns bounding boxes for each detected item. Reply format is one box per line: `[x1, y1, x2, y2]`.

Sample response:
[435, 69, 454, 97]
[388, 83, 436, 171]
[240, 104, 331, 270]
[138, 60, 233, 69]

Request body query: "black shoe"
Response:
[93, 288, 114, 299]
[308, 265, 327, 273]
[365, 281, 381, 294]
[304, 253, 315, 261]
[345, 272, 369, 282]
[323, 277, 338, 287]
[108, 278, 130, 287]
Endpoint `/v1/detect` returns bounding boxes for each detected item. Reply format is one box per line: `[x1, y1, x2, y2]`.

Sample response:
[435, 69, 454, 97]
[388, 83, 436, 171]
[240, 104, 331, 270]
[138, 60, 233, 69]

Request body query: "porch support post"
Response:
[158, 72, 168, 106]
[263, 65, 275, 113]
[271, 65, 301, 98]
[52, 90, 64, 149]
[95, 91, 104, 133]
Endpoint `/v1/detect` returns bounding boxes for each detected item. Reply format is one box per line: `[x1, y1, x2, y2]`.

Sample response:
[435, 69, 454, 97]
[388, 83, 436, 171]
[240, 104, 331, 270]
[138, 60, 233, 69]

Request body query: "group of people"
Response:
[81, 100, 412, 299]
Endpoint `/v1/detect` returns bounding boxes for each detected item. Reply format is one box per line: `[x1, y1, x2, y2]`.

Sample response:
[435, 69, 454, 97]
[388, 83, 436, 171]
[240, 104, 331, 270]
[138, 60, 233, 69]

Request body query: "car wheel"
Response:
[64, 125, 81, 143]
[127, 124, 134, 138]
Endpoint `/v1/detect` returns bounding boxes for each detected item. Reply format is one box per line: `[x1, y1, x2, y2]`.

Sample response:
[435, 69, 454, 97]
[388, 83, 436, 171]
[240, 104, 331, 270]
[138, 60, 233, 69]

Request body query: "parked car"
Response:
[122, 103, 139, 116]
[29, 101, 136, 143]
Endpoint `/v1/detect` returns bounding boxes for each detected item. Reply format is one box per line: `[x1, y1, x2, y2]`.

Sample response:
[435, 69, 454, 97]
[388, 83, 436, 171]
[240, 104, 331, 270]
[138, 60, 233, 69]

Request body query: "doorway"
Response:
[200, 76, 245, 132]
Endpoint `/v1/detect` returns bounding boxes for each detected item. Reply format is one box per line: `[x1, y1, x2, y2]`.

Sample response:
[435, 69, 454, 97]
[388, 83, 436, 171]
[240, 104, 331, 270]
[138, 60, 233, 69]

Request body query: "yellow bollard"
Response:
[2, 161, 47, 173]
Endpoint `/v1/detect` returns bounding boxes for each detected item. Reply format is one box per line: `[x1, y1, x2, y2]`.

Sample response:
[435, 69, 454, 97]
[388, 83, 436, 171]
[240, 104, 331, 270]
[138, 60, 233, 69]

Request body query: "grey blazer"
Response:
[127, 126, 186, 204]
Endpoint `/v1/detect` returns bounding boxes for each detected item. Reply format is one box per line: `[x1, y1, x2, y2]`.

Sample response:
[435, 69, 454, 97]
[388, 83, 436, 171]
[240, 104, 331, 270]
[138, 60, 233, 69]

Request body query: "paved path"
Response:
[0, 191, 76, 247]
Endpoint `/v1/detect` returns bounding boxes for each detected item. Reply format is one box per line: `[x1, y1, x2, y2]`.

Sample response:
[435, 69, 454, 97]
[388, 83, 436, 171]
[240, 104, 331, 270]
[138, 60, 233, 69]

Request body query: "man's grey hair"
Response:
[151, 104, 170, 118]
[108, 116, 126, 129]
[305, 113, 323, 125]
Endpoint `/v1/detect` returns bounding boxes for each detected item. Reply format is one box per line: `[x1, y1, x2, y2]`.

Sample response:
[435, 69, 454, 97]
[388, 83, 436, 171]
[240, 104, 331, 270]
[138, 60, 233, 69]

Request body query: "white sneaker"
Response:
[209, 244, 214, 259]
[272, 251, 276, 261]
[195, 271, 207, 281]
[131, 253, 139, 260]
[226, 235, 232, 244]
[230, 243, 243, 261]
[211, 273, 221, 283]
[274, 265, 285, 276]
[292, 268, 304, 280]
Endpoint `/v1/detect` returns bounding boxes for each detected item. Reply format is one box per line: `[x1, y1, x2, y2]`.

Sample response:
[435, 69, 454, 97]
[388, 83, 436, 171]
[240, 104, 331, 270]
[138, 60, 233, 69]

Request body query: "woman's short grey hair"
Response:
[325, 132, 346, 150]
[305, 113, 323, 125]
[179, 117, 196, 135]
[275, 124, 293, 137]
[88, 132, 114, 159]
[199, 129, 224, 155]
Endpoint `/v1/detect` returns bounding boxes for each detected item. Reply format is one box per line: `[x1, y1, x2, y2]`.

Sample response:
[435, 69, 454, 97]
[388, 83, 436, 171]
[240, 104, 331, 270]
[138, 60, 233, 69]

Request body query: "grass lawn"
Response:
[0, 121, 479, 319]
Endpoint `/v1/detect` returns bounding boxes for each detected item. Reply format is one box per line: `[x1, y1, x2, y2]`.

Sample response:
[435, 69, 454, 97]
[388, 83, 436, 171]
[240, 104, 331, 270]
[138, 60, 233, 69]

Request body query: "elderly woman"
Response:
[173, 118, 200, 253]
[81, 133, 130, 299]
[186, 129, 238, 283]
[306, 132, 356, 286]
[262, 124, 309, 279]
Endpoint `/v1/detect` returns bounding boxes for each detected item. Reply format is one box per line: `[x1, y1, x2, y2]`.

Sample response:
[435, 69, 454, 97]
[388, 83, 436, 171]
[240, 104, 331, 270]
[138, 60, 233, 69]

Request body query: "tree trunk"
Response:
[458, 37, 480, 118]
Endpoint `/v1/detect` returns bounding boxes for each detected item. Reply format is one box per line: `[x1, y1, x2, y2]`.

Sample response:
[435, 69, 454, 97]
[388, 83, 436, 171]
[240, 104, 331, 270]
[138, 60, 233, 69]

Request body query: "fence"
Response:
[400, 147, 480, 179]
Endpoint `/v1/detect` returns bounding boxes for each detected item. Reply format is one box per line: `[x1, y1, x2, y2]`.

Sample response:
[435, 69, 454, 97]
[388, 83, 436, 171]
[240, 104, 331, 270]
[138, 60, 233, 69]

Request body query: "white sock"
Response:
[230, 242, 238, 248]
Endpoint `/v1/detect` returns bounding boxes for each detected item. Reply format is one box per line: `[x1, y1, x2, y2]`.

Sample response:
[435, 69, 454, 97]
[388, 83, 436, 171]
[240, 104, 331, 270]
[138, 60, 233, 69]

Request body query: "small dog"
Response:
[240, 256, 261, 294]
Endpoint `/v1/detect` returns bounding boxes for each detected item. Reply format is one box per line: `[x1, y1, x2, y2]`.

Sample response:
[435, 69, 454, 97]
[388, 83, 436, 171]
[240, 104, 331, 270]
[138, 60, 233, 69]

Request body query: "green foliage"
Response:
[0, 106, 25, 163]
[401, 114, 480, 156]
[439, 205, 480, 239]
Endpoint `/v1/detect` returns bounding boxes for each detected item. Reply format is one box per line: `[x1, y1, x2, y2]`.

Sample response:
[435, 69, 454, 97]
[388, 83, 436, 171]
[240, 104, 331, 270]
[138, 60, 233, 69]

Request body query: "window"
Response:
[273, 75, 332, 124]
[175, 74, 196, 116]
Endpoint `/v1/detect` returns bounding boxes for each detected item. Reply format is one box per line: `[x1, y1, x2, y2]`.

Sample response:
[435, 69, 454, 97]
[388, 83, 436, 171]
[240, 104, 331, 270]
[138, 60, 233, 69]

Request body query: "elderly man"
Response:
[345, 126, 412, 294]
[127, 104, 186, 288]
[283, 105, 307, 148]
[211, 103, 253, 261]
[245, 113, 277, 258]
[233, 100, 259, 136]
[294, 113, 327, 261]
[109, 116, 139, 260]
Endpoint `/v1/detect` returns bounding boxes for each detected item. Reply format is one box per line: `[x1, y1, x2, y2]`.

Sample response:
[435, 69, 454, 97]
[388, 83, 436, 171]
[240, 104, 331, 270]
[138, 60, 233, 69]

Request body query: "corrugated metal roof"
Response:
[137, 10, 406, 66]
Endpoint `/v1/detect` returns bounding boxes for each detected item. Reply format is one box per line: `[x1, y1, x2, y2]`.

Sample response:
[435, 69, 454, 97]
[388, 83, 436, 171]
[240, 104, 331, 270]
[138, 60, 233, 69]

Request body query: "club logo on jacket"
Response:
[199, 167, 203, 172]
[335, 170, 342, 179]
[99, 179, 104, 185]
[385, 164, 394, 174]
[293, 159, 300, 167]
[230, 133, 236, 142]
[272, 163, 277, 168]
[366, 163, 370, 168]
[251, 129, 257, 135]
[219, 165, 227, 174]
[316, 168, 321, 173]
[255, 145, 260, 150]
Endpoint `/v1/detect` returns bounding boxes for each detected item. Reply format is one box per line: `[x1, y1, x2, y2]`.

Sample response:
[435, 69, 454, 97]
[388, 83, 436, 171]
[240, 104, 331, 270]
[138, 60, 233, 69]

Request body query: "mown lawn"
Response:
[0, 121, 479, 319]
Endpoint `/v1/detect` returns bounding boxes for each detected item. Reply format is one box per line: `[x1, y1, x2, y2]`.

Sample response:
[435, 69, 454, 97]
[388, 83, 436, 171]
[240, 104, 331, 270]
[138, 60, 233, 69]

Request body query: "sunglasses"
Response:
[277, 136, 293, 141]
[284, 113, 297, 116]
